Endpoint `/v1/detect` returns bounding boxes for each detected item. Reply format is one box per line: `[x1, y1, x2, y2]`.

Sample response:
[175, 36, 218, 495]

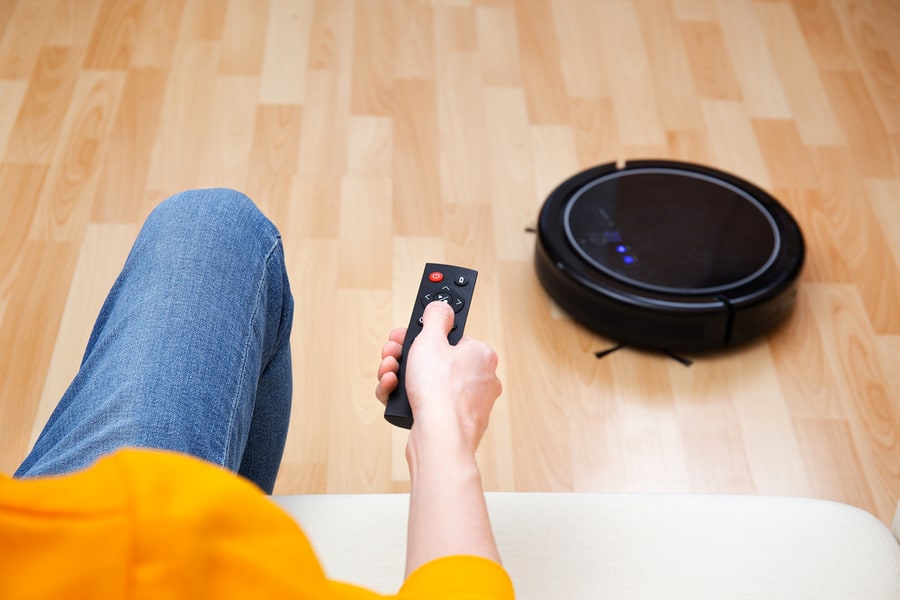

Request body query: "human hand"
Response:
[376, 301, 502, 453]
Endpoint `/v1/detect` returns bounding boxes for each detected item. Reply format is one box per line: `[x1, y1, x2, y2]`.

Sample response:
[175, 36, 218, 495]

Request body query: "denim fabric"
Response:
[16, 189, 294, 493]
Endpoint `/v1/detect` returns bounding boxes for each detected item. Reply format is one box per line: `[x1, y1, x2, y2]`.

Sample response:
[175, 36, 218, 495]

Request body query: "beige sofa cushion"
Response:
[273, 493, 900, 599]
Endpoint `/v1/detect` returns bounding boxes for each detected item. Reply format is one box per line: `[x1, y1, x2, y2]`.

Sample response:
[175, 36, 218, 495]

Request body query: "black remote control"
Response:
[384, 263, 478, 429]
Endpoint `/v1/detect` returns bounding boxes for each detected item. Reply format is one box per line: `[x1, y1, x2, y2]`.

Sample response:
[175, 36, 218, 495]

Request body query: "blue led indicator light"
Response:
[615, 245, 627, 253]
[623, 255, 636, 265]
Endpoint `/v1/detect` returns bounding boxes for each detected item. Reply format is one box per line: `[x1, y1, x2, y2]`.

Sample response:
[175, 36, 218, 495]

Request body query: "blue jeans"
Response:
[15, 189, 294, 494]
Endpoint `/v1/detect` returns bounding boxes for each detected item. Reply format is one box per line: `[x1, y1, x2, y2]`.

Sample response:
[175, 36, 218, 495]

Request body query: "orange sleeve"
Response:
[328, 556, 515, 600]
[398, 556, 516, 599]
[1, 449, 332, 599]
[0, 449, 514, 599]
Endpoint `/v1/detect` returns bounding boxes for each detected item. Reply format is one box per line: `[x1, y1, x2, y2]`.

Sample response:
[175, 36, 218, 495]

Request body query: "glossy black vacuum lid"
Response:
[564, 167, 778, 295]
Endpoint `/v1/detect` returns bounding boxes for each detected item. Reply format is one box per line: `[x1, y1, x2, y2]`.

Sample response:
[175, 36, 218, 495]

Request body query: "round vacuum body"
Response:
[534, 160, 805, 353]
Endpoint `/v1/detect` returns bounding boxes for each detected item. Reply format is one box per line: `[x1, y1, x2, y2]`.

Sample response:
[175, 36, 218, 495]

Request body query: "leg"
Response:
[16, 189, 293, 493]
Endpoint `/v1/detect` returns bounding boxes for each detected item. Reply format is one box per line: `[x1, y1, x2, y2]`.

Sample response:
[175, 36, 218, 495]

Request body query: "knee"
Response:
[152, 188, 257, 223]
[146, 188, 280, 247]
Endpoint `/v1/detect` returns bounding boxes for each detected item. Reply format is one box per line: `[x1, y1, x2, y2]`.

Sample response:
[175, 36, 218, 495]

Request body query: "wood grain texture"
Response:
[0, 0, 897, 525]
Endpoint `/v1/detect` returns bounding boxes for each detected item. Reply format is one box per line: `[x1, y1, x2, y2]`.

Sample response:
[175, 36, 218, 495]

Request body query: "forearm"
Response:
[404, 430, 501, 578]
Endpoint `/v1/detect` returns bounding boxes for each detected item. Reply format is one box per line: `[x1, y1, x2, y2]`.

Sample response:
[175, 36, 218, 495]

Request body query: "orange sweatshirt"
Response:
[0, 449, 514, 599]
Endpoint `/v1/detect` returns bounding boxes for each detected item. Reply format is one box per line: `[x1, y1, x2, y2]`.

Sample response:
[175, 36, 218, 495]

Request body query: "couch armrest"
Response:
[273, 493, 900, 599]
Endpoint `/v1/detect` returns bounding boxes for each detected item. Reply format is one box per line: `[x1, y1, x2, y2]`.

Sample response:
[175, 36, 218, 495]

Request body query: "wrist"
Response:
[406, 422, 478, 475]
[403, 426, 498, 576]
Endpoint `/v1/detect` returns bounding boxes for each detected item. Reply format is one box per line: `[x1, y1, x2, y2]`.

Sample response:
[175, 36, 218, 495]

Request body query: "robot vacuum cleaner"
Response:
[534, 160, 805, 354]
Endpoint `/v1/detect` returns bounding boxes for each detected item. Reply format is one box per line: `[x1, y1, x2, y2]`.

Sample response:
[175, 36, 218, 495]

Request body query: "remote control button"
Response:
[454, 275, 468, 286]
[422, 290, 457, 307]
[429, 271, 443, 282]
[422, 290, 464, 312]
[421, 292, 444, 306]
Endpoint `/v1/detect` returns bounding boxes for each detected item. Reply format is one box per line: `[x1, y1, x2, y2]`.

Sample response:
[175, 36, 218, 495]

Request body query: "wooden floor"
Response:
[0, 0, 897, 524]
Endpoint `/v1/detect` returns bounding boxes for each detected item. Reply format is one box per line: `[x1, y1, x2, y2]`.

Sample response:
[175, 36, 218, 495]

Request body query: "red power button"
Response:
[428, 271, 443, 282]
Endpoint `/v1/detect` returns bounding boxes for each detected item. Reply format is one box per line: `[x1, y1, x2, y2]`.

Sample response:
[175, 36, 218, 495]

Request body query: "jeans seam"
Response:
[220, 233, 282, 471]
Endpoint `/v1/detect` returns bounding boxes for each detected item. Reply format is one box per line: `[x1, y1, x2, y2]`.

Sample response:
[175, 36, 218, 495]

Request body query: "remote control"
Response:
[384, 263, 478, 429]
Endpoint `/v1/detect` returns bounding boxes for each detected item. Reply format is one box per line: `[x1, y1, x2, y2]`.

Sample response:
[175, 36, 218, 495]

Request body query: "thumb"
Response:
[420, 300, 454, 339]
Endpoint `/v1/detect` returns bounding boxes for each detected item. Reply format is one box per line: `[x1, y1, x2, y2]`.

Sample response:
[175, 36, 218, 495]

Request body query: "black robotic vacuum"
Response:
[534, 160, 805, 354]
